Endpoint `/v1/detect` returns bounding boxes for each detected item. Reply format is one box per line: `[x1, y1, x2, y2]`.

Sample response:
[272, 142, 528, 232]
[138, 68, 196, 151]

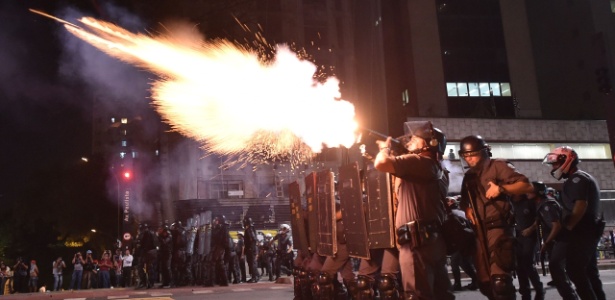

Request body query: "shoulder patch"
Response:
[544, 206, 549, 212]
[572, 177, 581, 184]
[507, 163, 515, 169]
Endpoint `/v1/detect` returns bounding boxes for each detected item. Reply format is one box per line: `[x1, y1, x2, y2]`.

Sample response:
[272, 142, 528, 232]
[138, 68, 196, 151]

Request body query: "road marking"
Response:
[149, 292, 173, 297]
[65, 298, 87, 300]
[232, 288, 254, 292]
[193, 290, 214, 294]
[270, 286, 288, 289]
[108, 295, 130, 299]
[602, 281, 615, 285]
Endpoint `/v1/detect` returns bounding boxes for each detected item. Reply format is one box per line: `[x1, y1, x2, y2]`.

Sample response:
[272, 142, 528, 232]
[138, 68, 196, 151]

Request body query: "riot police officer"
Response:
[260, 233, 275, 281]
[236, 231, 247, 282]
[523, 182, 578, 300]
[136, 223, 157, 289]
[243, 217, 260, 283]
[210, 215, 230, 286]
[157, 223, 173, 288]
[512, 194, 544, 300]
[272, 224, 293, 280]
[374, 121, 453, 300]
[543, 146, 605, 300]
[170, 221, 188, 287]
[458, 135, 534, 299]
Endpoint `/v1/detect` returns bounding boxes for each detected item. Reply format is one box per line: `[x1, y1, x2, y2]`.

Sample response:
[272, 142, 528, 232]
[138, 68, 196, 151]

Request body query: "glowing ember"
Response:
[45, 13, 359, 165]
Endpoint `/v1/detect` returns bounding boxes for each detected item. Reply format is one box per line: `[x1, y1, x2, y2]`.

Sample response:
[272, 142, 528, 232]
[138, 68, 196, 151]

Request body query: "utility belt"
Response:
[396, 219, 441, 249]
[483, 213, 514, 230]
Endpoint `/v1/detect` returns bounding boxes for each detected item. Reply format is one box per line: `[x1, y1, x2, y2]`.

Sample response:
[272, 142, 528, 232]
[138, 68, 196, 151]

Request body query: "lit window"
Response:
[468, 83, 479, 96]
[479, 83, 490, 96]
[120, 152, 126, 159]
[490, 83, 501, 96]
[446, 83, 458, 96]
[457, 83, 468, 96]
[132, 151, 138, 158]
[155, 150, 159, 156]
[111, 117, 116, 123]
[123, 130, 127, 136]
[500, 83, 512, 96]
[121, 118, 128, 124]
[402, 89, 409, 105]
[121, 140, 127, 147]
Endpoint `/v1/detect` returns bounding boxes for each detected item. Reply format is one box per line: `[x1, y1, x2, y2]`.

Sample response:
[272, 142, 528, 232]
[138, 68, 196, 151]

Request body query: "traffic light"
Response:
[595, 68, 612, 95]
[123, 170, 132, 180]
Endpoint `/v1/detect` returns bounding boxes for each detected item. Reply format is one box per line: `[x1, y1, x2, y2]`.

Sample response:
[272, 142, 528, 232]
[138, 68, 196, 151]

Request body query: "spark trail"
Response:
[35, 11, 358, 167]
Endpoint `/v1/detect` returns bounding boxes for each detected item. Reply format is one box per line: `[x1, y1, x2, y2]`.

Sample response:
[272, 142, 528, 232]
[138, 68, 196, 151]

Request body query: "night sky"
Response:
[0, 0, 144, 207]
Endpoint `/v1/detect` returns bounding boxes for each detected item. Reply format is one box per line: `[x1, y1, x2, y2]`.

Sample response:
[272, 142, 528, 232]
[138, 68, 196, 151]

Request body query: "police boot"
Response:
[478, 281, 496, 300]
[402, 291, 418, 300]
[317, 272, 335, 300]
[491, 274, 516, 300]
[344, 279, 358, 300]
[293, 268, 303, 300]
[355, 275, 374, 300]
[300, 270, 313, 300]
[377, 273, 399, 300]
[310, 272, 320, 299]
[333, 277, 348, 300]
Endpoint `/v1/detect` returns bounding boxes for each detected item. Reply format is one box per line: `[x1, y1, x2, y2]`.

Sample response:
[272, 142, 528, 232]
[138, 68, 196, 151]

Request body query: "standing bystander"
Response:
[70, 252, 84, 290]
[52, 257, 66, 291]
[122, 249, 134, 287]
[28, 260, 39, 292]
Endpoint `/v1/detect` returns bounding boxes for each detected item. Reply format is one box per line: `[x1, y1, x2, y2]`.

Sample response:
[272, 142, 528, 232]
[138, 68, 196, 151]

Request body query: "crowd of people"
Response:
[0, 216, 296, 294]
[289, 120, 607, 300]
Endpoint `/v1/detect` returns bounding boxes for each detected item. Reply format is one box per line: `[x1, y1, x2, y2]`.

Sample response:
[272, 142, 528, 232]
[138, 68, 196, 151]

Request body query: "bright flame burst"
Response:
[61, 16, 358, 167]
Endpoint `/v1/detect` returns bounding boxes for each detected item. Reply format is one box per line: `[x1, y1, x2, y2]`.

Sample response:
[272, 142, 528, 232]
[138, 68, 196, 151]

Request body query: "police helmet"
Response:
[531, 181, 547, 198]
[279, 223, 291, 233]
[458, 135, 491, 158]
[542, 146, 579, 180]
[243, 217, 253, 227]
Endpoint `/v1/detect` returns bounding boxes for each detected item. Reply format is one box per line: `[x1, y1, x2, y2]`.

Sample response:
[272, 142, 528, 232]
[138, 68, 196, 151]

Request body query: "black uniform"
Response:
[158, 225, 173, 287]
[512, 195, 544, 300]
[137, 225, 157, 289]
[210, 217, 230, 286]
[273, 232, 293, 279]
[562, 170, 605, 300]
[536, 196, 578, 300]
[243, 219, 260, 283]
[236, 233, 246, 282]
[171, 223, 188, 286]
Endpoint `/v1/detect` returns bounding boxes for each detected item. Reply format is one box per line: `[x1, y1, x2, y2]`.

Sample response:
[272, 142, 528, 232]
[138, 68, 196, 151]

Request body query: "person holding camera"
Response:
[52, 257, 66, 291]
[70, 252, 85, 290]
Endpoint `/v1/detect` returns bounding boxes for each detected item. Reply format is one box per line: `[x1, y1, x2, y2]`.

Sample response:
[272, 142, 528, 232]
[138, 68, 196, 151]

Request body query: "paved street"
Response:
[1, 266, 615, 299]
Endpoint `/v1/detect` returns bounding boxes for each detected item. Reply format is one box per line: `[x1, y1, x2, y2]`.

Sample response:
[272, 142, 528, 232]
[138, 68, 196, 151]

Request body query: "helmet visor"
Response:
[542, 153, 560, 165]
[459, 149, 482, 158]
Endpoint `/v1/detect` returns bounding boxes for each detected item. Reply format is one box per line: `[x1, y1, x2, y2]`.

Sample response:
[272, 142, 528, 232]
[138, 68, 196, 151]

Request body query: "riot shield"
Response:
[365, 164, 395, 249]
[338, 162, 370, 259]
[305, 172, 319, 254]
[316, 170, 337, 257]
[289, 181, 309, 254]
[197, 211, 212, 256]
[186, 216, 198, 256]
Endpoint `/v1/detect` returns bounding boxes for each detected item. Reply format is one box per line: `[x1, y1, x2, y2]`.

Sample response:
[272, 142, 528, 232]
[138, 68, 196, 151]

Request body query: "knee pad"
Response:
[356, 275, 374, 300]
[317, 272, 335, 299]
[491, 274, 516, 300]
[377, 273, 399, 300]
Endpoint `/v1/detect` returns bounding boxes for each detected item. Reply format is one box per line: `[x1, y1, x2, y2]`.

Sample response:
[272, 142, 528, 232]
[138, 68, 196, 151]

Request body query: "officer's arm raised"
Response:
[374, 137, 396, 174]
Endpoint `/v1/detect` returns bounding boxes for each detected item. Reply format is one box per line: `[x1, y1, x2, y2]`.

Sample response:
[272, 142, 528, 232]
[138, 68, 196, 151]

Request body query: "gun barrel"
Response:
[361, 128, 402, 145]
